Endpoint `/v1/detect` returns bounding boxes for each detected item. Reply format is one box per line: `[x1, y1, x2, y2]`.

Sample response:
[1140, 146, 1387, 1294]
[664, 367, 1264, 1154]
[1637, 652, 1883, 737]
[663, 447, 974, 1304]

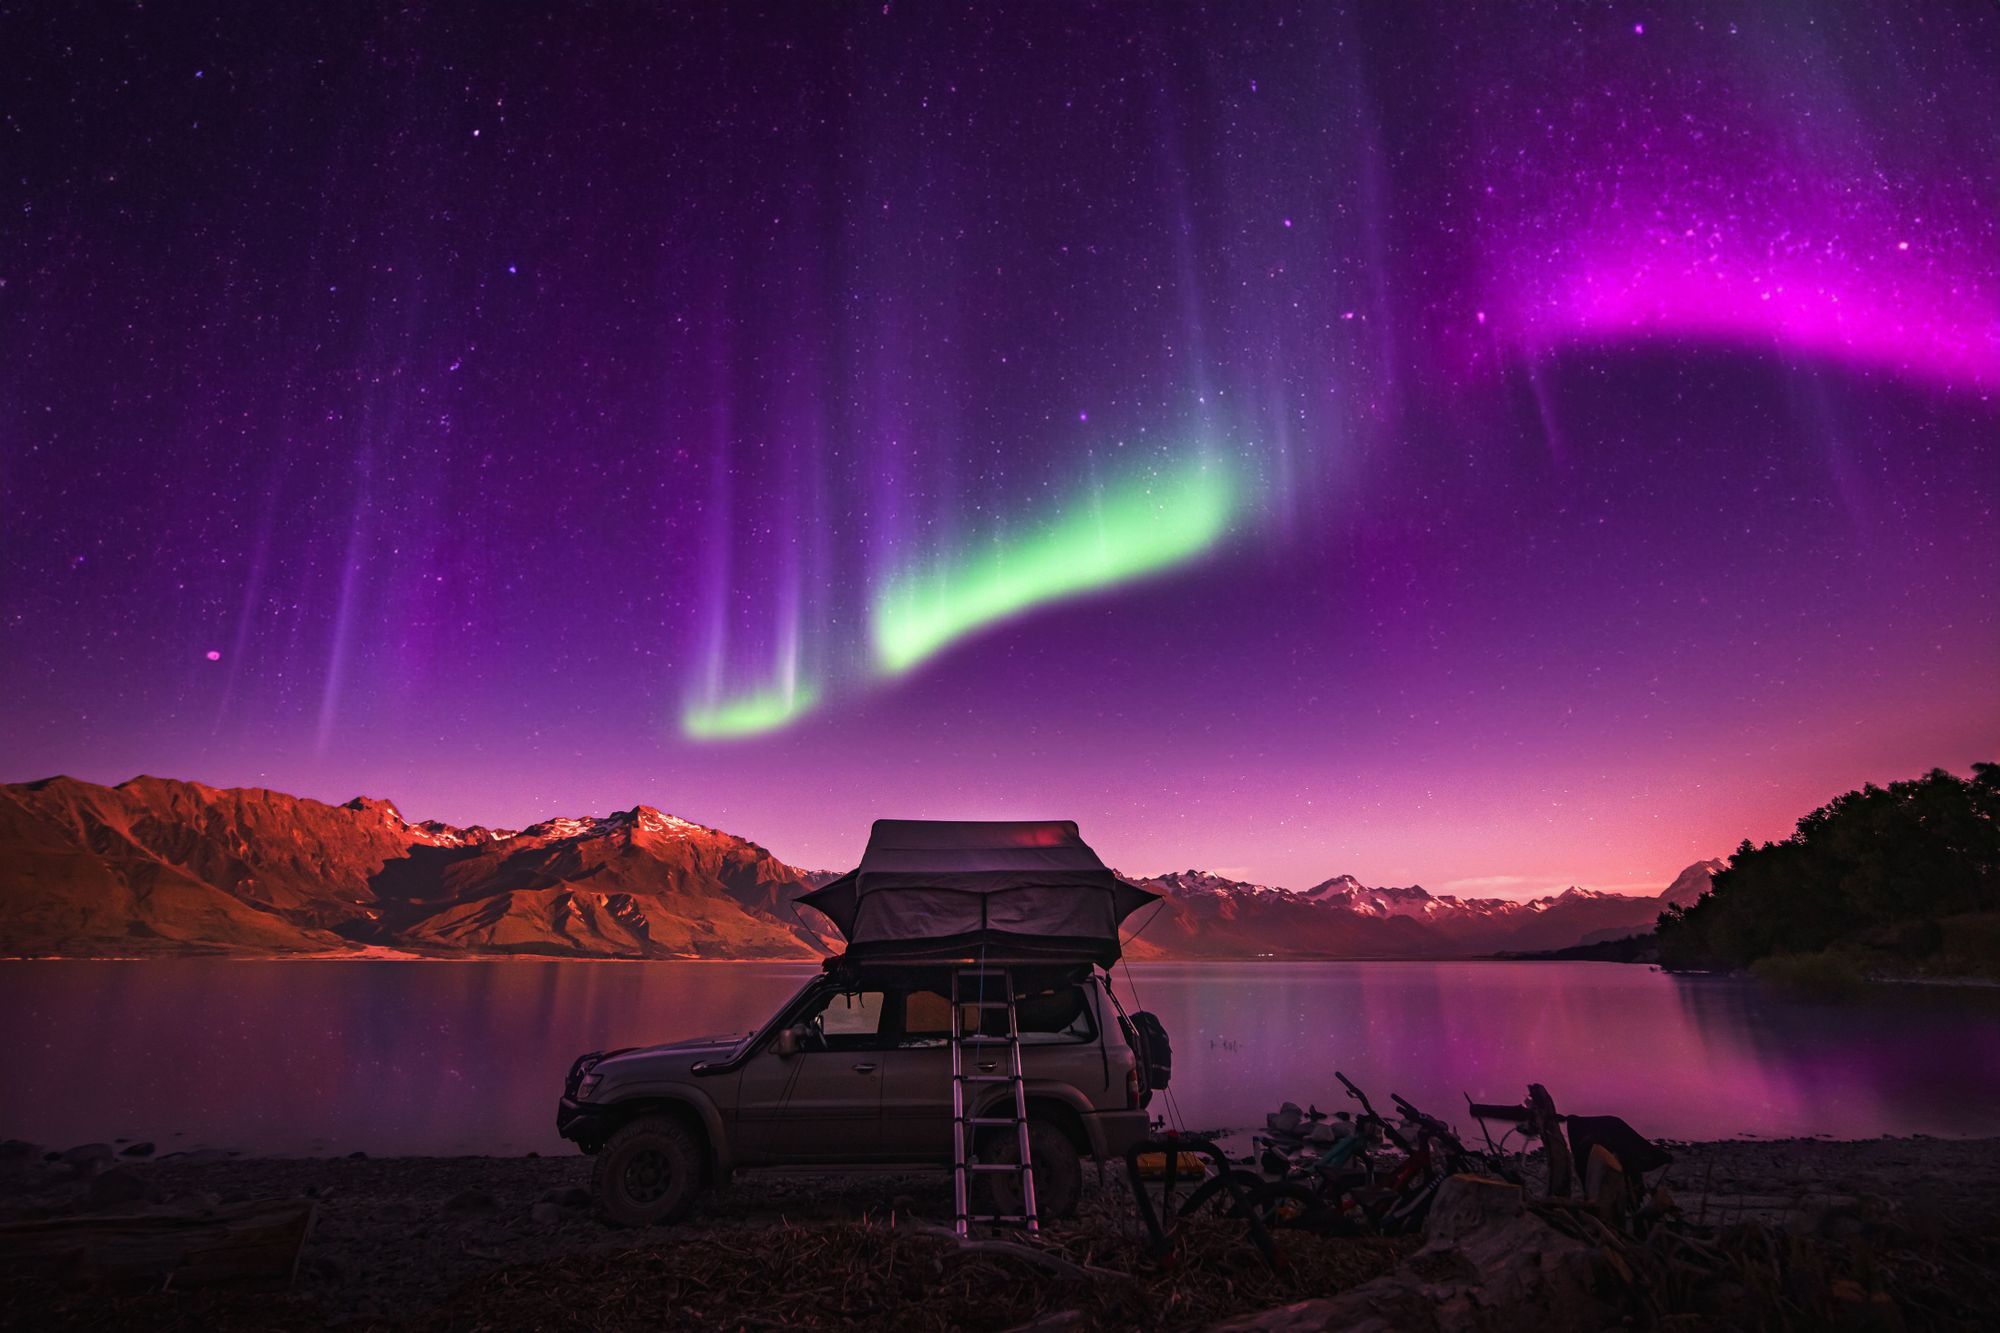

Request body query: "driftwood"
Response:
[905, 1221, 1127, 1284]
[0, 1197, 315, 1287]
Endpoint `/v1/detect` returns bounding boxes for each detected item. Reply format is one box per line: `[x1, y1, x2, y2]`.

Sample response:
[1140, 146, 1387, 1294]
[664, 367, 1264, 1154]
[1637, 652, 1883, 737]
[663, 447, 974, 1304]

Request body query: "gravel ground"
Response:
[3, 1136, 1997, 1329]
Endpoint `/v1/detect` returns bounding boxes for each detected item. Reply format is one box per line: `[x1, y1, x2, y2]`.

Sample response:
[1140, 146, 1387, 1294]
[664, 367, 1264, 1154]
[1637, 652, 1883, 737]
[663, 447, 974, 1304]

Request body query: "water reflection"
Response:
[0, 960, 1995, 1155]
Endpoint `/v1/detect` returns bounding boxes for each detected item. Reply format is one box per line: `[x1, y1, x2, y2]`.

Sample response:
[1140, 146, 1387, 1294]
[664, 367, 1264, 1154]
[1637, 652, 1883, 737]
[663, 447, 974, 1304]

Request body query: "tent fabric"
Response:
[798, 819, 1158, 964]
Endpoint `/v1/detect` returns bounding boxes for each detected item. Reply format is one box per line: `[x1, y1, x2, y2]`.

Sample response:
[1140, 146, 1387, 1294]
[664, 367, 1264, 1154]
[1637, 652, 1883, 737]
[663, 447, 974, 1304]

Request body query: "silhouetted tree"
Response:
[1657, 763, 1999, 971]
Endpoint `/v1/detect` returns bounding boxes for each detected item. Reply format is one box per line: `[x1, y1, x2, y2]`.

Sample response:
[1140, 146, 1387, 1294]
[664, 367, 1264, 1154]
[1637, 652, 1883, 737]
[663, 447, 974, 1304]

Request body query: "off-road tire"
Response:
[985, 1119, 1084, 1221]
[593, 1114, 704, 1227]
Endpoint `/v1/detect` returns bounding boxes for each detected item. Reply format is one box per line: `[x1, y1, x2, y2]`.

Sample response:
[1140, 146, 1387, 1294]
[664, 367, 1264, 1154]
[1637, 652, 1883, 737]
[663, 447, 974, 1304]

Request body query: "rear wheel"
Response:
[1177, 1168, 1268, 1220]
[593, 1114, 704, 1227]
[985, 1120, 1084, 1221]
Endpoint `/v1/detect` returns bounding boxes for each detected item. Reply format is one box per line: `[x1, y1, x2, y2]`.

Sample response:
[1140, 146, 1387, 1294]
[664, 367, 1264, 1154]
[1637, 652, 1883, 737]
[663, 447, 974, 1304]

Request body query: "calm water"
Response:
[3, 960, 1997, 1156]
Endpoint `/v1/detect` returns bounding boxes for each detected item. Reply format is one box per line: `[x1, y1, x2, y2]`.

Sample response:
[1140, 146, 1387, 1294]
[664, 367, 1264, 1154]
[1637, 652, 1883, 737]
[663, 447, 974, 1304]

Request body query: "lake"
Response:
[3, 959, 1998, 1156]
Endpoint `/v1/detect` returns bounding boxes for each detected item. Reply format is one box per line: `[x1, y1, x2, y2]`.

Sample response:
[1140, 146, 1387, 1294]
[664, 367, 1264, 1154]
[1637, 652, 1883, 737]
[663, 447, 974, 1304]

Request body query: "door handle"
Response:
[851, 1062, 877, 1073]
[978, 1061, 996, 1071]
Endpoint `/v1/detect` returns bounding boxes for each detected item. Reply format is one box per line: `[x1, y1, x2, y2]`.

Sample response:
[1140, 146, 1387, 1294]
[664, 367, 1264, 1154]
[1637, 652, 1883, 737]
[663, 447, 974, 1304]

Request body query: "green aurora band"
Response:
[681, 681, 819, 740]
[871, 453, 1245, 675]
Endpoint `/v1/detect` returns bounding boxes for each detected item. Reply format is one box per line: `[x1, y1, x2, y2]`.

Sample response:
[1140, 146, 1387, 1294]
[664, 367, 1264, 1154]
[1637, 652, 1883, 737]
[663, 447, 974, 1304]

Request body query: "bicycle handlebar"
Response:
[1468, 1101, 1532, 1123]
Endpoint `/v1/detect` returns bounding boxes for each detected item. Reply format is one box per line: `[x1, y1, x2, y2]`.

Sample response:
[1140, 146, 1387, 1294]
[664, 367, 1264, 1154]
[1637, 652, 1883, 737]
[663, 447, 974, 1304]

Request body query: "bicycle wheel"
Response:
[1176, 1169, 1268, 1220]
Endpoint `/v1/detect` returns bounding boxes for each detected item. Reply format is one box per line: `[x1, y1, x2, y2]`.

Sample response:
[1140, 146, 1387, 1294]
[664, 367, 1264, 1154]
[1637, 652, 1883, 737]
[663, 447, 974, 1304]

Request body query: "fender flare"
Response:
[971, 1082, 1104, 1159]
[600, 1084, 735, 1176]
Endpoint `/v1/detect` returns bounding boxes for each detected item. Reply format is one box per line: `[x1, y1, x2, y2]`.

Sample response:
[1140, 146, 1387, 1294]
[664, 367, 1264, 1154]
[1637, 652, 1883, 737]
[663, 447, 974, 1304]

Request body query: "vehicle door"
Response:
[878, 978, 1101, 1161]
[877, 982, 963, 1161]
[734, 985, 888, 1162]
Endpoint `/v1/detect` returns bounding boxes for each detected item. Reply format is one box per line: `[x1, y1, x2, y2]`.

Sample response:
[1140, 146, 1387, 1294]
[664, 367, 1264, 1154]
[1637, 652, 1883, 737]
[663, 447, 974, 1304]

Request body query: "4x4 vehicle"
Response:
[557, 959, 1158, 1225]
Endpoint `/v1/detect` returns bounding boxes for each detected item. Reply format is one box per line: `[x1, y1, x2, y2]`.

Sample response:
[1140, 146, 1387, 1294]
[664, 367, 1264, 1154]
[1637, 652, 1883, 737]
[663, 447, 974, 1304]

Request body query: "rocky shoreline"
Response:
[3, 1136, 1998, 1330]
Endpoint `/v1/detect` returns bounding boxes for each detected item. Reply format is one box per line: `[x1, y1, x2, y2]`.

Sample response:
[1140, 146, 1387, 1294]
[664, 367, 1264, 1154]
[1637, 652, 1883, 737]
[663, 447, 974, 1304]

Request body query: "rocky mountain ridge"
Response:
[0, 776, 829, 959]
[1122, 861, 1715, 957]
[0, 775, 1713, 960]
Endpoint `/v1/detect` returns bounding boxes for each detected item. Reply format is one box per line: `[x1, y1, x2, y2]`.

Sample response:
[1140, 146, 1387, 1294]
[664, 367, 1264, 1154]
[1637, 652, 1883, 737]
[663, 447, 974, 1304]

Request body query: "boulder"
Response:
[1211, 1175, 1617, 1333]
[530, 1201, 563, 1227]
[87, 1165, 161, 1208]
[0, 1141, 46, 1186]
[119, 1141, 156, 1158]
[59, 1143, 114, 1173]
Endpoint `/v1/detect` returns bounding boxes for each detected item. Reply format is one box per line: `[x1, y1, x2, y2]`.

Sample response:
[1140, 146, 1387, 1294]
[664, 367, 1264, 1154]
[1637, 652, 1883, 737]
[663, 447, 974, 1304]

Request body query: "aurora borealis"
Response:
[870, 452, 1245, 679]
[3, 3, 1996, 894]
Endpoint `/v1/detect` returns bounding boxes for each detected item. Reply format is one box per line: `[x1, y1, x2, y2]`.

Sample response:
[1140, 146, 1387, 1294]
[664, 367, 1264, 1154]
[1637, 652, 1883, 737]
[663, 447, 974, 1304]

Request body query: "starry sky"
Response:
[4, 3, 1996, 895]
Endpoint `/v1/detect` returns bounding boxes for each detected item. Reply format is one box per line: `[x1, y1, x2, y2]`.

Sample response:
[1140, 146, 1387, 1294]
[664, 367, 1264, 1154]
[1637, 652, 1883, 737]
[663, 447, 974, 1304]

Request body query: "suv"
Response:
[557, 961, 1156, 1225]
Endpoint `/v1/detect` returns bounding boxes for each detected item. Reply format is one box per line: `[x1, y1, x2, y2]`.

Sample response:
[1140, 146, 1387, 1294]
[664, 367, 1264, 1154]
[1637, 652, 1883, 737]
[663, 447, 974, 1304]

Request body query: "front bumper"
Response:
[555, 1097, 620, 1151]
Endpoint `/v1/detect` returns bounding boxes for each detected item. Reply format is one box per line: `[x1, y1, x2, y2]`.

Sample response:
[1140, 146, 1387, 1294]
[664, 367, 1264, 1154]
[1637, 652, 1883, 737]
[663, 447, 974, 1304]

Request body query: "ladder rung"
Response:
[956, 1034, 1015, 1043]
[968, 1163, 1028, 1173]
[956, 1073, 1018, 1083]
[963, 1116, 1019, 1127]
[961, 999, 1015, 1009]
[964, 1214, 1035, 1223]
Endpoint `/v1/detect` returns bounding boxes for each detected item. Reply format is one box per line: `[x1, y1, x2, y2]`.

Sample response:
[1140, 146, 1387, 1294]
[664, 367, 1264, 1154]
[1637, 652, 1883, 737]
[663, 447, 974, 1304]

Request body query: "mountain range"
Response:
[0, 775, 1715, 961]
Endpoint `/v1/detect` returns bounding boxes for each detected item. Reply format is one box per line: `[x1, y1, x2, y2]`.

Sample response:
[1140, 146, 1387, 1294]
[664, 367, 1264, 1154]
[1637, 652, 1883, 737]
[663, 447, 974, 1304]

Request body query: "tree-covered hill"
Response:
[1658, 764, 2000, 979]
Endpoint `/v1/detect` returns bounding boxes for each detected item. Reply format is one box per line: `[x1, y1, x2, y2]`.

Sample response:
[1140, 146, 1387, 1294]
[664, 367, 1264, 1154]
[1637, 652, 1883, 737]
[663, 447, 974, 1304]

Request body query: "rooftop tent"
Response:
[798, 819, 1159, 965]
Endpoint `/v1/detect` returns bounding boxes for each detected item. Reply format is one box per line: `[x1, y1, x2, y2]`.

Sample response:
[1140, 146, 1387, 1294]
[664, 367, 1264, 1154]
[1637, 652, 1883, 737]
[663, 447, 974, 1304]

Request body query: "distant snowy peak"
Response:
[1300, 877, 1440, 919]
[341, 795, 717, 849]
[411, 820, 515, 848]
[1140, 868, 1281, 898]
[1660, 858, 1726, 907]
[1297, 873, 1367, 901]
[512, 805, 712, 845]
[342, 795, 517, 848]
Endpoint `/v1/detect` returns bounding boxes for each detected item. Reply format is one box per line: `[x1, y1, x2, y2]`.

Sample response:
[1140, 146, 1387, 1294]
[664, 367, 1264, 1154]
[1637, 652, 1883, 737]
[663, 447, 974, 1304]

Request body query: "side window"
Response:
[898, 988, 955, 1048]
[893, 984, 1096, 1046]
[1017, 985, 1094, 1044]
[802, 989, 885, 1049]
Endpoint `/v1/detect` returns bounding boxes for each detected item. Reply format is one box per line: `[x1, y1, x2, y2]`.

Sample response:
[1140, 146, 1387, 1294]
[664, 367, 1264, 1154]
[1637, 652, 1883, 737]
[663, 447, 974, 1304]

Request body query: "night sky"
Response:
[4, 3, 1996, 894]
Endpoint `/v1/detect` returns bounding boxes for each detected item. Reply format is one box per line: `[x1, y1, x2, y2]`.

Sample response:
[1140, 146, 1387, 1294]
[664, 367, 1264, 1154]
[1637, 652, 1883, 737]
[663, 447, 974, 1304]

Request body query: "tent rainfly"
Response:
[798, 819, 1158, 965]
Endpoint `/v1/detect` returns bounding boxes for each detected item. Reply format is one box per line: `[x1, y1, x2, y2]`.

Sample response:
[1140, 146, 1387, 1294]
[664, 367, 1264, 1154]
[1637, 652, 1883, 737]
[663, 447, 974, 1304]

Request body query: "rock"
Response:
[347, 1150, 369, 1159]
[541, 1186, 592, 1209]
[87, 1165, 160, 1208]
[119, 1141, 156, 1158]
[1422, 1172, 1526, 1244]
[530, 1201, 563, 1226]
[1214, 1175, 1616, 1333]
[59, 1143, 114, 1172]
[0, 1141, 45, 1185]
[444, 1188, 499, 1214]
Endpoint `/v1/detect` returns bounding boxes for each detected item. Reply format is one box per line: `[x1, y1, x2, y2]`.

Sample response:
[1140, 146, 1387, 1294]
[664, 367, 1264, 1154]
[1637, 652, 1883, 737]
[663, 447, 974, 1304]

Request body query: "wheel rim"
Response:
[624, 1147, 671, 1203]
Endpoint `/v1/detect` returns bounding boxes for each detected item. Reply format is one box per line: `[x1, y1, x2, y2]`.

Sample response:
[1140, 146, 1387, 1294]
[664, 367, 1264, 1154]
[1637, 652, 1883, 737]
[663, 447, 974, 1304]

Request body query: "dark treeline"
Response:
[1658, 764, 2000, 977]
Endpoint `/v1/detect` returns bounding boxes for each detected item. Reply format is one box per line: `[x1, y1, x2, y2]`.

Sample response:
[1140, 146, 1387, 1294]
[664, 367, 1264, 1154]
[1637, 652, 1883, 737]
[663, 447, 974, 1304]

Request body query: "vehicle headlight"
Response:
[576, 1070, 604, 1100]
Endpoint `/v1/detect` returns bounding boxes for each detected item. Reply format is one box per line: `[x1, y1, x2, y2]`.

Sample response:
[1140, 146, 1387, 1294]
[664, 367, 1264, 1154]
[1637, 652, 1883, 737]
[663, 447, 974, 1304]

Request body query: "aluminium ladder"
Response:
[950, 966, 1039, 1235]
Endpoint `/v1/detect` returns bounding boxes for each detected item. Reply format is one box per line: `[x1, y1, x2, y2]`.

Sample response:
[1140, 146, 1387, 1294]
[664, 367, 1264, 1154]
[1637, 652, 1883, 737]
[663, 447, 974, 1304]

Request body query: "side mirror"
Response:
[773, 1025, 804, 1057]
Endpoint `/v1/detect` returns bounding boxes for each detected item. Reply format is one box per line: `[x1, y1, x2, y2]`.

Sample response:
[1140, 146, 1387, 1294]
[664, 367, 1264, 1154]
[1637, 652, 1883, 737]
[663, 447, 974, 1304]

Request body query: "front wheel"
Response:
[592, 1114, 705, 1227]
